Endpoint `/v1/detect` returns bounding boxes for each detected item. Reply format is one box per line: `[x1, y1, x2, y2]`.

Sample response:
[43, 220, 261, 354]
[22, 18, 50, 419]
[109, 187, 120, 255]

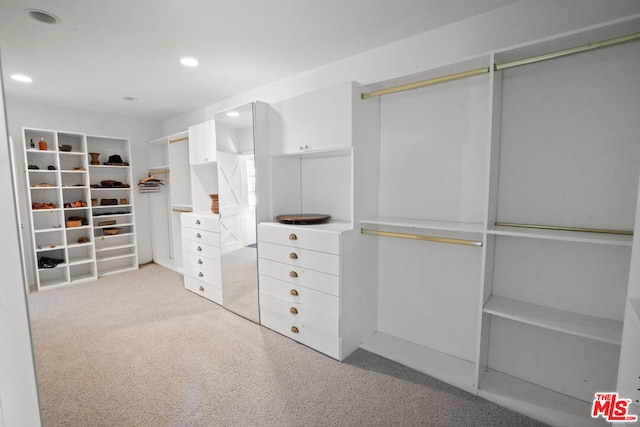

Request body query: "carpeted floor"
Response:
[27, 263, 547, 426]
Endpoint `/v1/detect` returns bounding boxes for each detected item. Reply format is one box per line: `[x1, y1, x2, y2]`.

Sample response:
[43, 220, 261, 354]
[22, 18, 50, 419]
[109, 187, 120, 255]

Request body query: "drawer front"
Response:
[181, 227, 220, 246]
[183, 240, 221, 260]
[184, 263, 222, 288]
[259, 259, 339, 296]
[183, 254, 221, 276]
[258, 224, 340, 254]
[259, 275, 339, 316]
[259, 242, 339, 275]
[184, 275, 223, 304]
[259, 291, 338, 335]
[260, 306, 339, 359]
[181, 213, 220, 232]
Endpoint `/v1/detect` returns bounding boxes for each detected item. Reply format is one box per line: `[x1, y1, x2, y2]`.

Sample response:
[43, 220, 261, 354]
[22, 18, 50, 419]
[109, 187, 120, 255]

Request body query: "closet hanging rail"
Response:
[361, 228, 483, 247]
[494, 222, 633, 236]
[169, 136, 188, 143]
[495, 32, 640, 71]
[360, 67, 490, 99]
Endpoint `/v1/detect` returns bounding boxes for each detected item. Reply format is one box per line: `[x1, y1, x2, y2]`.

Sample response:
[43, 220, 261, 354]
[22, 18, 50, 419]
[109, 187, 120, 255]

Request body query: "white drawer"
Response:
[260, 306, 339, 359]
[183, 240, 221, 260]
[183, 254, 221, 275]
[258, 242, 339, 275]
[259, 275, 339, 316]
[181, 227, 220, 246]
[259, 291, 338, 335]
[258, 259, 339, 296]
[184, 275, 223, 304]
[258, 224, 340, 254]
[181, 212, 220, 232]
[184, 263, 222, 287]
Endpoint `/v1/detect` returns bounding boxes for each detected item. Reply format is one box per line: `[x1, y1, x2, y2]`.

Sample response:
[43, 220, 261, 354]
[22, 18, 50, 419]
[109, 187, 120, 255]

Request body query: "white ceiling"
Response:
[0, 0, 519, 121]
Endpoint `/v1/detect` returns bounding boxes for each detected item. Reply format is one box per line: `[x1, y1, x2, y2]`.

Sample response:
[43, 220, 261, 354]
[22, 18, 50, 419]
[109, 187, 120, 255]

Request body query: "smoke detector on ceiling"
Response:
[25, 9, 60, 25]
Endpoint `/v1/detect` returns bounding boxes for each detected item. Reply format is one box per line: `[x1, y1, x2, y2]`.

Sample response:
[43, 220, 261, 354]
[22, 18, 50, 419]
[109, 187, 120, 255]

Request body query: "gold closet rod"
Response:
[360, 32, 640, 99]
[361, 228, 483, 247]
[495, 32, 640, 71]
[361, 67, 489, 99]
[495, 222, 633, 236]
[172, 208, 192, 213]
[169, 136, 188, 144]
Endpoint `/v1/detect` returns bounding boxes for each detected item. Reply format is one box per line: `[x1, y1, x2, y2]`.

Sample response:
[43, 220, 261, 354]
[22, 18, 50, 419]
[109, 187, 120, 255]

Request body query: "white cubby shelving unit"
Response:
[87, 136, 138, 277]
[22, 128, 138, 290]
[355, 16, 640, 427]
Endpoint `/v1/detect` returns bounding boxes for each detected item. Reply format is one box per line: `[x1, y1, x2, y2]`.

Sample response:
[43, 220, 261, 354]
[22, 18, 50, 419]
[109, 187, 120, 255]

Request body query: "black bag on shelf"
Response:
[38, 256, 64, 269]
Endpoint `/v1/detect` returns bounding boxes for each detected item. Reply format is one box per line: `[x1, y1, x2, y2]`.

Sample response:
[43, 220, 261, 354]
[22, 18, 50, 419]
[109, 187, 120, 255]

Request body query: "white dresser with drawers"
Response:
[181, 212, 222, 304]
[258, 221, 355, 360]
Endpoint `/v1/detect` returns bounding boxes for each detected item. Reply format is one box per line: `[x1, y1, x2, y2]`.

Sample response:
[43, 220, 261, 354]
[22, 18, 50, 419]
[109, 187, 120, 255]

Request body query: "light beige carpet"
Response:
[27, 263, 547, 426]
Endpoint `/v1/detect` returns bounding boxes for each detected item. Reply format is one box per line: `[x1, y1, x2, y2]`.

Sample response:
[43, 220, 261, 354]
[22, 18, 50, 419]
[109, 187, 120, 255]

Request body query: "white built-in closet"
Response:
[355, 18, 640, 427]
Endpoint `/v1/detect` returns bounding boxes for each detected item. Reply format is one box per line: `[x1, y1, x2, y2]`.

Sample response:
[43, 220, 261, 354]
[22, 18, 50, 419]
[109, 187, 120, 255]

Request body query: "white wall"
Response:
[5, 97, 162, 285]
[162, 0, 640, 134]
[0, 64, 41, 426]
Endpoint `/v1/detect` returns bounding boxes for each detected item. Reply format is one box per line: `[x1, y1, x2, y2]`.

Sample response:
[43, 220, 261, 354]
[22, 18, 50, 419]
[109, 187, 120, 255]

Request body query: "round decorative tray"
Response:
[276, 214, 331, 225]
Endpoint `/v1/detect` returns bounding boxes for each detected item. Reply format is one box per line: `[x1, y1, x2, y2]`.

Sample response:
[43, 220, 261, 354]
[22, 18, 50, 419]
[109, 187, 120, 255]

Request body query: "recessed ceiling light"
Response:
[226, 111, 240, 118]
[25, 9, 60, 24]
[11, 74, 32, 83]
[123, 96, 137, 101]
[180, 57, 199, 67]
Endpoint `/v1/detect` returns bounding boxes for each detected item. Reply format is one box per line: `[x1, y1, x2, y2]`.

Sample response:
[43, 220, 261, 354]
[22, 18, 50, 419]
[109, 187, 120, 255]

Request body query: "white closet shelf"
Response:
[275, 147, 352, 159]
[58, 151, 85, 156]
[67, 242, 93, 249]
[36, 245, 65, 252]
[69, 274, 96, 283]
[68, 257, 94, 267]
[478, 369, 606, 427]
[30, 186, 60, 190]
[38, 278, 68, 289]
[92, 204, 132, 209]
[93, 213, 132, 219]
[484, 295, 623, 345]
[96, 232, 134, 239]
[488, 225, 633, 246]
[96, 253, 136, 263]
[34, 227, 64, 234]
[95, 243, 135, 253]
[89, 165, 129, 169]
[361, 217, 483, 234]
[359, 332, 476, 393]
[94, 222, 133, 230]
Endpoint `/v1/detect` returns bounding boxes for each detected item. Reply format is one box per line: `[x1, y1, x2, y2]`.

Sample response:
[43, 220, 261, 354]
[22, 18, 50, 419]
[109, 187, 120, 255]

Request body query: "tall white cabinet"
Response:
[355, 18, 640, 427]
[257, 82, 363, 360]
[22, 127, 138, 290]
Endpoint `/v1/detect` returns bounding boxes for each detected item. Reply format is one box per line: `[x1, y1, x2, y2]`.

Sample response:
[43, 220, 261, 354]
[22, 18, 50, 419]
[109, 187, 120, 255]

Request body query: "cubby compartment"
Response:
[24, 129, 56, 152]
[37, 264, 68, 288]
[69, 262, 96, 283]
[32, 209, 63, 231]
[60, 170, 88, 188]
[65, 226, 92, 247]
[57, 132, 85, 153]
[26, 150, 58, 172]
[34, 230, 64, 251]
[67, 244, 94, 265]
[28, 170, 59, 188]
